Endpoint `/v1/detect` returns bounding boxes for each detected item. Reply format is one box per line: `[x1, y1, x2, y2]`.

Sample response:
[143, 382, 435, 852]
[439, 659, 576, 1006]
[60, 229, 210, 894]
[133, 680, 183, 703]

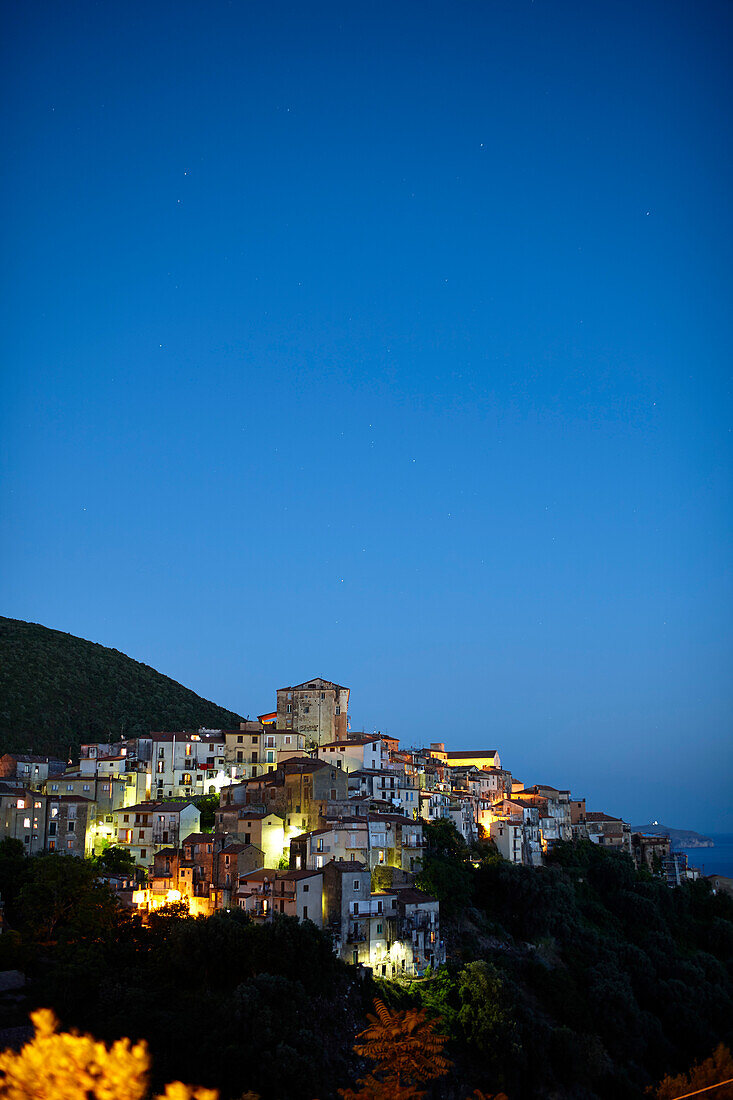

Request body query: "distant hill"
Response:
[633, 823, 714, 848]
[0, 617, 245, 759]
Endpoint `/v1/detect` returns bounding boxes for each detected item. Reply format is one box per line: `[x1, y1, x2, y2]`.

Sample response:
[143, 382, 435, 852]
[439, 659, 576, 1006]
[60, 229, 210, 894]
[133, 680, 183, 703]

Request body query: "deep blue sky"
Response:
[2, 1, 731, 832]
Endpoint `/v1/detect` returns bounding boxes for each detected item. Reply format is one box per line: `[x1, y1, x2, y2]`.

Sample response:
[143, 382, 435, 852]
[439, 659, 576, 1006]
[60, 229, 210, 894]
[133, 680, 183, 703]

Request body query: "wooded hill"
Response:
[0, 617, 244, 759]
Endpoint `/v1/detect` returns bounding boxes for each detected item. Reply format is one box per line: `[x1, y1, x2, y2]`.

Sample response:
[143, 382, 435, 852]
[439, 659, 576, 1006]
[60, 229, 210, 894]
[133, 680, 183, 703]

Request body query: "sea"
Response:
[676, 834, 733, 880]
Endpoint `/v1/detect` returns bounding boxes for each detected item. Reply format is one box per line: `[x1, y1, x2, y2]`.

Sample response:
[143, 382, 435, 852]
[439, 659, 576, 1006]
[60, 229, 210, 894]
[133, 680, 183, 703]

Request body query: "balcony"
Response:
[347, 927, 367, 943]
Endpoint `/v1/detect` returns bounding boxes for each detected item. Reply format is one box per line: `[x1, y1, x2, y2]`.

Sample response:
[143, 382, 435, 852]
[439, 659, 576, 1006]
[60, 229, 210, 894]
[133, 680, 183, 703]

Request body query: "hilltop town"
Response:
[0, 677, 700, 973]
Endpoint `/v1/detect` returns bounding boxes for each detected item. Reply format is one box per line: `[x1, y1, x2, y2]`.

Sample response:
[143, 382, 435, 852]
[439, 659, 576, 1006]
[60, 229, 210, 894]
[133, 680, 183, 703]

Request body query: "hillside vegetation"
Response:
[0, 617, 244, 759]
[0, 836, 731, 1099]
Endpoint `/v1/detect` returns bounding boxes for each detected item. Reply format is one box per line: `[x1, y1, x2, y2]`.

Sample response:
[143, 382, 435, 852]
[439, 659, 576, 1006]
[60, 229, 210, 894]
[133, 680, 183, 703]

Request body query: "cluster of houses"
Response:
[0, 677, 698, 972]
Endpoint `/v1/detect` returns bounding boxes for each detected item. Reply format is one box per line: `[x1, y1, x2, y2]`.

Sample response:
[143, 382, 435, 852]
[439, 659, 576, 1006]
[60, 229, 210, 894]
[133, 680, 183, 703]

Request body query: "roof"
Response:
[276, 868, 323, 881]
[0, 782, 26, 795]
[282, 758, 330, 774]
[113, 800, 198, 814]
[7, 754, 66, 764]
[329, 859, 367, 871]
[367, 813, 417, 826]
[180, 833, 216, 846]
[394, 887, 439, 906]
[444, 750, 498, 760]
[47, 795, 94, 803]
[586, 812, 623, 823]
[319, 736, 379, 749]
[226, 809, 280, 820]
[278, 679, 347, 692]
[148, 732, 225, 744]
[238, 868, 280, 881]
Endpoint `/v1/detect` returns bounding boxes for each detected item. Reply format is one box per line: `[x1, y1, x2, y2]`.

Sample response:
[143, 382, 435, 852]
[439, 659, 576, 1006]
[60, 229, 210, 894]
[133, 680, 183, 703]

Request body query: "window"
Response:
[140, 849, 146, 859]
[377, 922, 383, 934]
[237, 751, 243, 762]
[286, 704, 292, 713]
[34, 800, 42, 809]
[335, 706, 341, 715]
[49, 822, 57, 836]
[303, 883, 309, 893]
[83, 784, 90, 792]
[48, 840, 55, 850]
[17, 800, 26, 809]
[303, 905, 308, 919]
[352, 950, 358, 965]
[304, 706, 310, 714]
[321, 692, 325, 700]
[51, 785, 58, 792]
[23, 817, 30, 828]
[237, 735, 243, 743]
[66, 785, 73, 792]
[66, 839, 74, 850]
[353, 879, 360, 891]
[123, 814, 129, 823]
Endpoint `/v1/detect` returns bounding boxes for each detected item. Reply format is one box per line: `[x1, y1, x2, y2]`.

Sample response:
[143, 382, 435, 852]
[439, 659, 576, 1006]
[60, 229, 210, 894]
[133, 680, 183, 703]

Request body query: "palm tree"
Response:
[339, 998, 451, 1099]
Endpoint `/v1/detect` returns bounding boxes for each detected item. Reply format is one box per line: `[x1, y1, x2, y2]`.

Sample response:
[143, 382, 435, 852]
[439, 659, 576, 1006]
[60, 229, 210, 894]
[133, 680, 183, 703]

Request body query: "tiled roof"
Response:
[394, 887, 438, 906]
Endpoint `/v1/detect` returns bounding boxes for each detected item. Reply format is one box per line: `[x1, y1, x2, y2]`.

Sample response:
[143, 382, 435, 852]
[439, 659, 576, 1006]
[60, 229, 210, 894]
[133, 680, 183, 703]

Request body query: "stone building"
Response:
[276, 679, 349, 744]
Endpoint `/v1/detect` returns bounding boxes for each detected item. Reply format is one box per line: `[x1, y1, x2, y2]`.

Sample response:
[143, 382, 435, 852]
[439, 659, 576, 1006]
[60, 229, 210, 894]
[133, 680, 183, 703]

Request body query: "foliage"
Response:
[95, 845, 137, 875]
[3, 839, 733, 1099]
[339, 997, 451, 1099]
[194, 796, 220, 832]
[0, 616, 243, 759]
[651, 1043, 733, 1099]
[0, 839, 29, 925]
[16, 854, 119, 942]
[416, 819, 473, 917]
[0, 1008, 225, 1100]
[457, 961, 518, 1061]
[3, 896, 354, 1100]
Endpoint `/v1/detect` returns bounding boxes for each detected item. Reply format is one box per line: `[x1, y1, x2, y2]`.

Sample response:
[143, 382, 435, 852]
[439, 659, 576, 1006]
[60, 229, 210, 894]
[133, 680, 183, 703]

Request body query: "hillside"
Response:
[0, 617, 244, 759]
[633, 823, 715, 848]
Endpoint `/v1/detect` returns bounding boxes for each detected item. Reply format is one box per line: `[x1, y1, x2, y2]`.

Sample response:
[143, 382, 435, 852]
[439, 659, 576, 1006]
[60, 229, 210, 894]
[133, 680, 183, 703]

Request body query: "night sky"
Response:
[2, 2, 731, 831]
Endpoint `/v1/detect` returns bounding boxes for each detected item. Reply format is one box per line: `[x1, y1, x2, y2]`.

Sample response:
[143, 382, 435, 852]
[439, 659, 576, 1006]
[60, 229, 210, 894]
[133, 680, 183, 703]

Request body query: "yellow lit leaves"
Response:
[0, 1010, 224, 1100]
